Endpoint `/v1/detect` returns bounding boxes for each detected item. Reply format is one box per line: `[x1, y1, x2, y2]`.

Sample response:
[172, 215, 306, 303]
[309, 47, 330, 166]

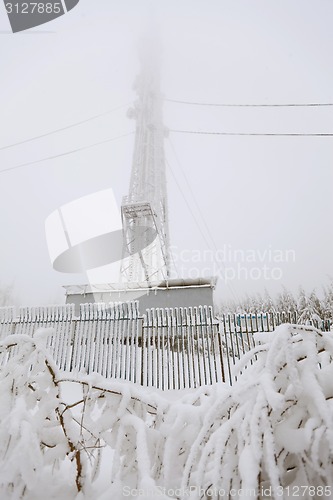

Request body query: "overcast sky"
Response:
[0, 0, 332, 306]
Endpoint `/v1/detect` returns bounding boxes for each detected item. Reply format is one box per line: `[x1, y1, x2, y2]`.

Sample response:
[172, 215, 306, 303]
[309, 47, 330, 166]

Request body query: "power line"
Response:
[166, 157, 213, 254]
[168, 137, 218, 250]
[168, 142, 239, 301]
[0, 103, 129, 152]
[165, 155, 239, 301]
[0, 132, 134, 175]
[170, 129, 333, 137]
[166, 98, 333, 108]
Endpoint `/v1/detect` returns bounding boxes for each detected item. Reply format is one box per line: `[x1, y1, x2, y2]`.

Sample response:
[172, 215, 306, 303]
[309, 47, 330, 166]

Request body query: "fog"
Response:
[0, 0, 332, 306]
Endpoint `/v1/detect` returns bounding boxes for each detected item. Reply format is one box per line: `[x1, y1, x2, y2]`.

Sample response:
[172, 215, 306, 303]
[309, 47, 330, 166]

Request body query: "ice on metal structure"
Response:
[120, 38, 170, 285]
[63, 37, 216, 312]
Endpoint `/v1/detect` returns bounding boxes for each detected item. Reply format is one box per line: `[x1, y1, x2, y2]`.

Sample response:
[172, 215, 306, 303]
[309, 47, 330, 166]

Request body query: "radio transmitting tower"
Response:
[120, 38, 170, 285]
[63, 37, 216, 311]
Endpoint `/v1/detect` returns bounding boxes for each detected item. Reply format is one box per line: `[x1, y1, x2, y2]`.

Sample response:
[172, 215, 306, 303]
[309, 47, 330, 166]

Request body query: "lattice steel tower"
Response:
[120, 40, 170, 285]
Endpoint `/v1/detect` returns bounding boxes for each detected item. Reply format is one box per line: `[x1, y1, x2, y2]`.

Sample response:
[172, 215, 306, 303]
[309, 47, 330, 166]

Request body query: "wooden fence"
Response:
[0, 304, 330, 388]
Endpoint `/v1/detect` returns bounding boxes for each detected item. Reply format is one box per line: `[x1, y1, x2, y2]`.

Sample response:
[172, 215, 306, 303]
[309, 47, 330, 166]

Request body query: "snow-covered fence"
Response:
[218, 311, 299, 384]
[6, 302, 142, 381]
[142, 306, 223, 389]
[0, 304, 330, 388]
[0, 303, 224, 388]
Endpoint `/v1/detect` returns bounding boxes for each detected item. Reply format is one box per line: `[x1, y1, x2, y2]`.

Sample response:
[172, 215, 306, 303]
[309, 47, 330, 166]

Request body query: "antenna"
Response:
[120, 36, 170, 285]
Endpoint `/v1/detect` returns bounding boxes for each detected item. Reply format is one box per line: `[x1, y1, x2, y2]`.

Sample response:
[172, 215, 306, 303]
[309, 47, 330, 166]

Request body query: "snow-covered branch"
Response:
[0, 325, 332, 499]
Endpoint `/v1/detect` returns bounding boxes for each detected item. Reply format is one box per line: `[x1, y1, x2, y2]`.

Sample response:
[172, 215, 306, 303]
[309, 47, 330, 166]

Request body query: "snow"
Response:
[0, 324, 332, 499]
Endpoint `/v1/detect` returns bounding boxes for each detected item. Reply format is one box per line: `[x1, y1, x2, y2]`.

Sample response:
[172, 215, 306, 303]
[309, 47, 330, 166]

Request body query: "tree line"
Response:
[219, 279, 333, 321]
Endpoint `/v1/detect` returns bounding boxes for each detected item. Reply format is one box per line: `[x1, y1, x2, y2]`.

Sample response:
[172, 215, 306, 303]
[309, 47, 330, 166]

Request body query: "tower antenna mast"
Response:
[120, 37, 170, 285]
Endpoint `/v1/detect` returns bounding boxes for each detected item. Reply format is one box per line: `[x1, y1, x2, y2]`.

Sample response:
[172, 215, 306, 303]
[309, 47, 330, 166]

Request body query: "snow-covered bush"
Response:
[0, 330, 84, 499]
[0, 324, 332, 499]
[179, 324, 333, 498]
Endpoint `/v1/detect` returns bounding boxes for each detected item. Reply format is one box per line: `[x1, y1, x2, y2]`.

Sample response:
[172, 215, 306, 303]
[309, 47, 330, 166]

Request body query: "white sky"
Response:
[0, 0, 332, 306]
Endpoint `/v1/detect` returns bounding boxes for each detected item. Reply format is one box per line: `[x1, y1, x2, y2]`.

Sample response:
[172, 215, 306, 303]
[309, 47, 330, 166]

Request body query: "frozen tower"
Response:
[120, 39, 170, 285]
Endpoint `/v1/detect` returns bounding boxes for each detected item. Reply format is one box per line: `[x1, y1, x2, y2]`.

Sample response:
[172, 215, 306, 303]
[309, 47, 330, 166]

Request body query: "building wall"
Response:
[67, 286, 215, 315]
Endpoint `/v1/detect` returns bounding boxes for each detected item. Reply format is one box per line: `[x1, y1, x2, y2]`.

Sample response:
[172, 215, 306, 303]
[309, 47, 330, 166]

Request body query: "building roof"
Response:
[64, 277, 217, 296]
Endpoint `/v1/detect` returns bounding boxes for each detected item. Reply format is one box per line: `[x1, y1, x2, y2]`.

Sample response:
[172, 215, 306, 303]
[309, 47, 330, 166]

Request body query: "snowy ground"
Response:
[0, 324, 332, 499]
